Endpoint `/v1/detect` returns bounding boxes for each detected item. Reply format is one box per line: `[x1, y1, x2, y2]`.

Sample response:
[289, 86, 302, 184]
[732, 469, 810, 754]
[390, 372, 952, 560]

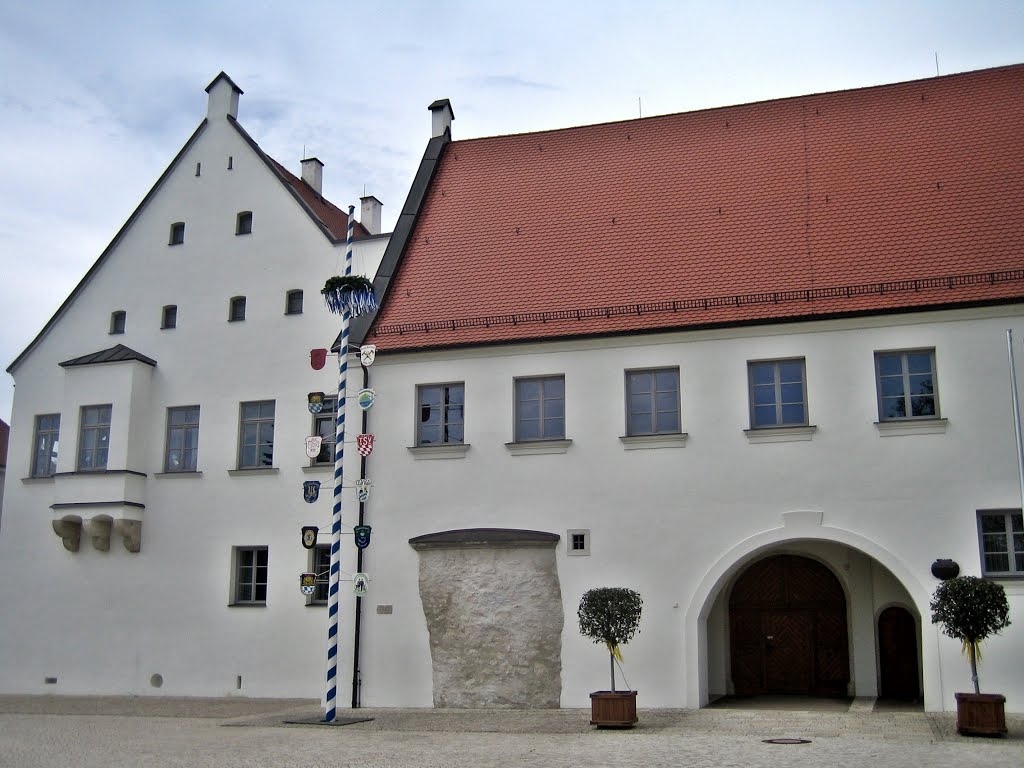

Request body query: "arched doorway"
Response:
[878, 606, 920, 700]
[729, 554, 850, 696]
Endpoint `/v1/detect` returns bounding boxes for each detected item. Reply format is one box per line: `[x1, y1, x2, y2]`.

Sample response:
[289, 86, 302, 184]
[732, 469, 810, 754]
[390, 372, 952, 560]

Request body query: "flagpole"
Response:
[325, 206, 356, 723]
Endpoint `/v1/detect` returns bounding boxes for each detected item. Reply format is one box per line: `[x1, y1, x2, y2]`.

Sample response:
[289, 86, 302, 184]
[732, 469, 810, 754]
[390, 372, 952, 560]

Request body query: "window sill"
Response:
[504, 439, 572, 456]
[227, 603, 267, 608]
[619, 432, 689, 450]
[154, 471, 203, 479]
[744, 425, 817, 444]
[21, 476, 55, 484]
[303, 464, 334, 474]
[874, 418, 948, 436]
[227, 467, 279, 476]
[407, 444, 471, 460]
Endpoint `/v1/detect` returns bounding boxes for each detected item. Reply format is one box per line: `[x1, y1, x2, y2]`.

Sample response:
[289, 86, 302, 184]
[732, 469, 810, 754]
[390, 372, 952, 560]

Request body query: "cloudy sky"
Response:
[1, 0, 1022, 422]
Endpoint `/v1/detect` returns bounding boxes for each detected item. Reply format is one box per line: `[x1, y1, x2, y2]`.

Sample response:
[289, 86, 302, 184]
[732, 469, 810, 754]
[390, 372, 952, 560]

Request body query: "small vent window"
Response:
[109, 310, 126, 335]
[229, 296, 246, 322]
[162, 305, 177, 329]
[236, 211, 253, 235]
[169, 222, 185, 245]
[285, 289, 303, 315]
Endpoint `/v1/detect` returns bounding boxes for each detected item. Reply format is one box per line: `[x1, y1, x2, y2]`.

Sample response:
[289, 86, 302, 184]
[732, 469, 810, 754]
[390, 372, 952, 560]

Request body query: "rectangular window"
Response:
[515, 375, 565, 441]
[233, 547, 268, 604]
[978, 510, 1024, 577]
[236, 211, 253, 235]
[238, 400, 275, 468]
[312, 397, 337, 465]
[162, 305, 177, 329]
[77, 405, 112, 471]
[109, 310, 126, 335]
[626, 368, 680, 435]
[165, 406, 200, 472]
[417, 383, 465, 445]
[310, 544, 331, 604]
[748, 359, 807, 428]
[169, 222, 185, 245]
[31, 414, 60, 477]
[229, 296, 246, 322]
[285, 290, 303, 315]
[875, 349, 938, 420]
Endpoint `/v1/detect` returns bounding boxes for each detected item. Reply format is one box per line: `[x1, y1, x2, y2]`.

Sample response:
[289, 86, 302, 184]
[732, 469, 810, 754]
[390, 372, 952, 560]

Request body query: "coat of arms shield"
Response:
[353, 573, 369, 597]
[310, 348, 328, 371]
[303, 480, 321, 503]
[357, 388, 376, 411]
[356, 434, 375, 457]
[307, 392, 326, 414]
[300, 572, 317, 596]
[359, 345, 377, 366]
[355, 478, 372, 502]
[301, 526, 319, 549]
[304, 435, 324, 459]
[353, 525, 372, 549]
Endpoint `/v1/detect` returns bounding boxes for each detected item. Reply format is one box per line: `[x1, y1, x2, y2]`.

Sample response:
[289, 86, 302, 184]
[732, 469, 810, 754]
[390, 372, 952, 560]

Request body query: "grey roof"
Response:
[59, 344, 157, 368]
[408, 528, 559, 549]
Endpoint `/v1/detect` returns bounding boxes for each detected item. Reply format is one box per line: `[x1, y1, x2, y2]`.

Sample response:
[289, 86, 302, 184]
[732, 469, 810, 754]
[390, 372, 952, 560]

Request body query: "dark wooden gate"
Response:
[878, 606, 920, 700]
[729, 555, 850, 696]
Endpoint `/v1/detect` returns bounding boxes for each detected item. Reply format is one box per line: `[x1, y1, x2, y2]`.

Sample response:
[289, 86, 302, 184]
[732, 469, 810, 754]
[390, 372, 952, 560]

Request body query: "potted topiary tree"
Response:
[930, 575, 1011, 736]
[578, 587, 643, 727]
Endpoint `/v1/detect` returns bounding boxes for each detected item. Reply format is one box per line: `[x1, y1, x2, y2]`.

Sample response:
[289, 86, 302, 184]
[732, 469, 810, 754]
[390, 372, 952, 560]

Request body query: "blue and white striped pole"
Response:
[325, 206, 356, 722]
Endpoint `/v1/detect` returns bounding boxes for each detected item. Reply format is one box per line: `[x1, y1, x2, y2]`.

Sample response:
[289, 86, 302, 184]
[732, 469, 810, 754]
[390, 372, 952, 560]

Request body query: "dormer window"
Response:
[229, 296, 246, 322]
[109, 310, 126, 335]
[285, 289, 303, 315]
[162, 305, 177, 329]
[236, 211, 253, 235]
[169, 222, 185, 245]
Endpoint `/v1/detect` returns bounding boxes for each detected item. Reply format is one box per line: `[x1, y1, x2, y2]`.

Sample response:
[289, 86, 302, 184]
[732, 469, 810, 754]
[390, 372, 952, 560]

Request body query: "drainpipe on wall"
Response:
[1007, 330, 1024, 510]
[351, 361, 369, 708]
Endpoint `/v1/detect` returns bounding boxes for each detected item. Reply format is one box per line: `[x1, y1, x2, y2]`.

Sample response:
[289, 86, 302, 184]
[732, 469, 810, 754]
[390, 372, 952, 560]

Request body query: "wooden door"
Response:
[878, 606, 920, 700]
[729, 555, 850, 696]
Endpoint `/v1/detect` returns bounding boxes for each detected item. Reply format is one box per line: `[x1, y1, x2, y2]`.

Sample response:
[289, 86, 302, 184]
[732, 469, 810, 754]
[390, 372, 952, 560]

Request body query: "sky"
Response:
[1, 0, 1023, 423]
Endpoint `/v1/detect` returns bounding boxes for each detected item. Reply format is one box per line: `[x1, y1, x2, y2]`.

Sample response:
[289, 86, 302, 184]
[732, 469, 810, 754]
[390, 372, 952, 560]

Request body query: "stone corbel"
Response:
[85, 515, 113, 552]
[114, 519, 142, 553]
[52, 516, 83, 552]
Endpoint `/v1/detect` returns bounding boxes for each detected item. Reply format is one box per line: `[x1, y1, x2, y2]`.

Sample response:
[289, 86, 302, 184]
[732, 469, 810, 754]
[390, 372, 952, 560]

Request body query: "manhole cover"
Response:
[762, 738, 812, 745]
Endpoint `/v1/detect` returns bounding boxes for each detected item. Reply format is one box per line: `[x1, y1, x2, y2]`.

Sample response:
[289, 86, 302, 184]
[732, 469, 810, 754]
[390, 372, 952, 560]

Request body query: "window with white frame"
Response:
[748, 358, 807, 428]
[978, 509, 1023, 577]
[238, 401, 275, 468]
[31, 414, 60, 477]
[77, 405, 111, 471]
[875, 349, 938, 420]
[312, 397, 337, 465]
[515, 376, 565, 441]
[417, 383, 465, 445]
[310, 544, 331, 604]
[165, 406, 200, 472]
[626, 368, 680, 435]
[233, 547, 268, 604]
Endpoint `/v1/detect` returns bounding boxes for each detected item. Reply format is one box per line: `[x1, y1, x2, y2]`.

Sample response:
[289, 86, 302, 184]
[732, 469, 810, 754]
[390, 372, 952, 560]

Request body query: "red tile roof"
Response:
[366, 65, 1024, 351]
[269, 159, 369, 241]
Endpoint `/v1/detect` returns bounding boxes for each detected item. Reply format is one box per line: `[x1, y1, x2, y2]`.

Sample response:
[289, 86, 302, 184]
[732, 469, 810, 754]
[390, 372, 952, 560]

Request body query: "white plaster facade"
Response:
[0, 74, 386, 698]
[351, 306, 1024, 713]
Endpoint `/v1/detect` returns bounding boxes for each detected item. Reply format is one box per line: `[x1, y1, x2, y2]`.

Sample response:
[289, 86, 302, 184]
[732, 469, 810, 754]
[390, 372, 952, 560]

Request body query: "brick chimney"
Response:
[360, 195, 382, 235]
[301, 157, 323, 195]
[205, 72, 243, 120]
[429, 99, 454, 138]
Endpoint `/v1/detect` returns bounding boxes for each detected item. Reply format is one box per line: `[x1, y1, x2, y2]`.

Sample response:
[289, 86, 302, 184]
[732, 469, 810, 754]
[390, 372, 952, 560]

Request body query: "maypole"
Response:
[321, 206, 376, 723]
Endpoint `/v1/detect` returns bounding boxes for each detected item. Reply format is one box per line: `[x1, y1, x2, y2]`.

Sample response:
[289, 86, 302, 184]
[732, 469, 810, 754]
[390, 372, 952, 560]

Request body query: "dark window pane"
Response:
[518, 380, 541, 401]
[780, 383, 804, 404]
[753, 385, 776, 406]
[880, 377, 905, 398]
[781, 404, 805, 424]
[753, 405, 777, 427]
[910, 396, 935, 417]
[543, 417, 565, 439]
[631, 412, 653, 435]
[419, 387, 441, 408]
[655, 370, 677, 391]
[543, 378, 564, 398]
[629, 373, 652, 394]
[518, 419, 540, 441]
[655, 410, 680, 432]
[907, 353, 933, 374]
[877, 355, 902, 376]
[778, 362, 803, 382]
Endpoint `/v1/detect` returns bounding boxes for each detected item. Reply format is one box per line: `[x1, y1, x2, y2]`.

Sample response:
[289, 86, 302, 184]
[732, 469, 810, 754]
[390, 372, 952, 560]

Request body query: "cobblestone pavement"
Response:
[0, 696, 1021, 768]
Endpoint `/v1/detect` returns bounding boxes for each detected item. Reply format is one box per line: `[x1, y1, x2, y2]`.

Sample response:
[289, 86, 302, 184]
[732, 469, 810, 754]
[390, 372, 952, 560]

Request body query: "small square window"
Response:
[109, 310, 126, 335]
[309, 544, 331, 604]
[165, 406, 199, 472]
[229, 296, 246, 322]
[285, 289, 303, 315]
[169, 222, 185, 245]
[417, 383, 465, 445]
[748, 358, 807, 428]
[515, 375, 565, 441]
[31, 413, 61, 477]
[875, 349, 939, 421]
[161, 305, 177, 329]
[311, 398, 337, 465]
[977, 509, 1023, 577]
[233, 547, 268, 605]
[626, 368, 680, 435]
[236, 211, 253, 235]
[567, 529, 590, 556]
[78, 404, 112, 472]
[238, 400, 274, 468]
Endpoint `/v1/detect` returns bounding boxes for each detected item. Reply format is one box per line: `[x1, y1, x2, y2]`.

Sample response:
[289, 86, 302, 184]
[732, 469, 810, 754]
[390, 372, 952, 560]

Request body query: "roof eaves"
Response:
[58, 344, 157, 368]
[6, 120, 209, 375]
[347, 128, 452, 349]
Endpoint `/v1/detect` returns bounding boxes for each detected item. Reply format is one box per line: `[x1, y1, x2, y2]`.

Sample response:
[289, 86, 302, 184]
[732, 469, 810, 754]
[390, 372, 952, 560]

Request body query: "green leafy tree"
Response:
[578, 587, 643, 692]
[930, 576, 1011, 694]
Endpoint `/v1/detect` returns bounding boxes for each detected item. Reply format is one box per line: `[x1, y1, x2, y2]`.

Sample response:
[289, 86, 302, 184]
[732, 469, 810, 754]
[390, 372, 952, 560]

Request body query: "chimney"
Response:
[301, 157, 324, 195]
[428, 99, 454, 139]
[360, 196, 382, 235]
[205, 72, 243, 120]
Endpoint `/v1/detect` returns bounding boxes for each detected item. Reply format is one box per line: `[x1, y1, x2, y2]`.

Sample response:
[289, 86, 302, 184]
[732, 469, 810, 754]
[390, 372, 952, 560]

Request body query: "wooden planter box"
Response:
[590, 690, 638, 728]
[955, 692, 1007, 736]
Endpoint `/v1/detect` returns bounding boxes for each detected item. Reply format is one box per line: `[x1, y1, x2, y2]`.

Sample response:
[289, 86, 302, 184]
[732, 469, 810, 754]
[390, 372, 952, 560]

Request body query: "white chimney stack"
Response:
[301, 157, 324, 195]
[428, 99, 454, 139]
[360, 195, 382, 235]
[205, 72, 242, 120]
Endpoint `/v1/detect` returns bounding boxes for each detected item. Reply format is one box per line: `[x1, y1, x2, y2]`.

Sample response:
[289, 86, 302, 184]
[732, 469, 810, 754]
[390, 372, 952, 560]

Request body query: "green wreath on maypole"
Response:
[322, 275, 377, 316]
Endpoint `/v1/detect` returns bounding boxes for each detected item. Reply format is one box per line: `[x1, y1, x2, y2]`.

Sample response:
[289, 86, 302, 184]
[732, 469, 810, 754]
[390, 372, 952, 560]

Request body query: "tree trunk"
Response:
[968, 641, 980, 695]
[610, 651, 616, 692]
